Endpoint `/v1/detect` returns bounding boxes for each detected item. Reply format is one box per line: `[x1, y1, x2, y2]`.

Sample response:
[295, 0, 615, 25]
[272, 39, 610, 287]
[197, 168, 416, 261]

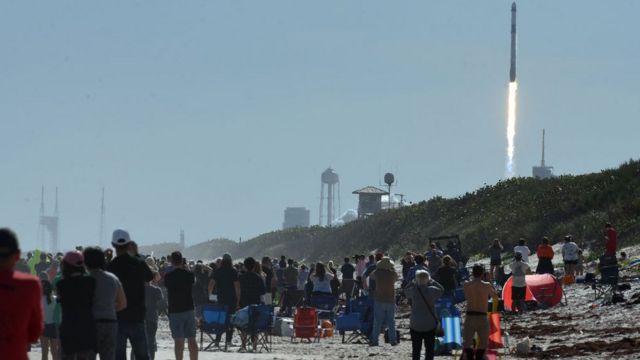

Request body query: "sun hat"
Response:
[111, 229, 132, 247]
[63, 250, 84, 267]
[376, 257, 395, 271]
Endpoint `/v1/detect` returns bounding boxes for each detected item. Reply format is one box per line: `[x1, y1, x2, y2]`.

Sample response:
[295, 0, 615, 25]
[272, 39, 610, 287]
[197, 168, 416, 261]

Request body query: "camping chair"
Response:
[336, 295, 373, 344]
[240, 304, 274, 352]
[200, 304, 230, 351]
[311, 294, 338, 323]
[593, 256, 619, 303]
[291, 306, 318, 342]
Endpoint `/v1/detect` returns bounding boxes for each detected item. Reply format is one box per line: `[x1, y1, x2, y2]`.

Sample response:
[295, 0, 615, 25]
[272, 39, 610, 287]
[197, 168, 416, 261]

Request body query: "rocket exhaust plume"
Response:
[506, 2, 518, 178]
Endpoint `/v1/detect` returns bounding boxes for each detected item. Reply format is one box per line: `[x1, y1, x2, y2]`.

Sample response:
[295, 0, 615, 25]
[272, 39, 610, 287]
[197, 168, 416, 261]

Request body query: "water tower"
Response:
[319, 168, 340, 226]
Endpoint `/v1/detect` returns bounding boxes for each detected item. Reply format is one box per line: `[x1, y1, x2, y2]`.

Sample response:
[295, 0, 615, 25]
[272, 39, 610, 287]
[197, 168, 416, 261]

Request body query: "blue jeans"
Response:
[116, 321, 149, 360]
[370, 301, 396, 345]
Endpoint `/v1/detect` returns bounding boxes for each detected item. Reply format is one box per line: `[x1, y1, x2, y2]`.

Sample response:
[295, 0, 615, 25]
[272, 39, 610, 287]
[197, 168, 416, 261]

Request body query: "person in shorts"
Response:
[41, 279, 61, 360]
[488, 239, 503, 283]
[164, 251, 197, 360]
[509, 252, 531, 314]
[561, 235, 580, 279]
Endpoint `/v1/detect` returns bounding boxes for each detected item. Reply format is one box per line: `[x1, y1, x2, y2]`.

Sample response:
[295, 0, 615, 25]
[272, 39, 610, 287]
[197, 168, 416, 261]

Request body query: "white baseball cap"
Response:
[111, 229, 132, 247]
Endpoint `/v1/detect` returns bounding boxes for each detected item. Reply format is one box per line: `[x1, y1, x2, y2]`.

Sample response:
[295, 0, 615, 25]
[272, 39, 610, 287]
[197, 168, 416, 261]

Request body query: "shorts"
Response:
[43, 323, 59, 339]
[564, 260, 578, 265]
[490, 259, 501, 266]
[168, 310, 197, 339]
[511, 286, 526, 301]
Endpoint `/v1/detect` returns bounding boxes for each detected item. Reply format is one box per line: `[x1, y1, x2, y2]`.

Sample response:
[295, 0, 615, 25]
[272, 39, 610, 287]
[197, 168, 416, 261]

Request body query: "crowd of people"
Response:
[0, 222, 620, 360]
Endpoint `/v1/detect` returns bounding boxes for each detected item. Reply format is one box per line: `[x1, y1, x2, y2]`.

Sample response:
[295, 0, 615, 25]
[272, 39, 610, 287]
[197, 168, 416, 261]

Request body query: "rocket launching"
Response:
[510, 2, 517, 82]
[506, 2, 518, 178]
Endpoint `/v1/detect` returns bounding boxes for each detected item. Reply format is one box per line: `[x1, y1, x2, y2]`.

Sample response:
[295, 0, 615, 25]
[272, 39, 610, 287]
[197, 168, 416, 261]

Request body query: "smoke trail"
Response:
[506, 81, 518, 177]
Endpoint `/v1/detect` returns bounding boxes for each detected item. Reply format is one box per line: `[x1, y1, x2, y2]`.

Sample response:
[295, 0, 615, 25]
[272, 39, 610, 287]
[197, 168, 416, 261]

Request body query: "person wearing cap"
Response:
[164, 251, 198, 360]
[106, 229, 154, 360]
[208, 253, 240, 348]
[56, 250, 97, 359]
[0, 228, 43, 360]
[369, 256, 398, 346]
[509, 252, 531, 314]
[513, 238, 531, 263]
[84, 247, 127, 360]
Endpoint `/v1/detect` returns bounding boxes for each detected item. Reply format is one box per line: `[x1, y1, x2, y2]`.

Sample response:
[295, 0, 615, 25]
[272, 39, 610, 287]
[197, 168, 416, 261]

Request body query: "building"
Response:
[352, 186, 388, 218]
[532, 129, 555, 179]
[283, 207, 310, 229]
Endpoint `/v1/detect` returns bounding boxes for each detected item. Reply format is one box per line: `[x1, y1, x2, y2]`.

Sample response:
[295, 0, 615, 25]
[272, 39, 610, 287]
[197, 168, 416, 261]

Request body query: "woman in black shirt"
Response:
[56, 251, 96, 359]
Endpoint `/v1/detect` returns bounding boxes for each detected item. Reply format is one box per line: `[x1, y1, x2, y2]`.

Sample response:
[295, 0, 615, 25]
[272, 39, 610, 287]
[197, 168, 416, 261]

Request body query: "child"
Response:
[41, 279, 61, 360]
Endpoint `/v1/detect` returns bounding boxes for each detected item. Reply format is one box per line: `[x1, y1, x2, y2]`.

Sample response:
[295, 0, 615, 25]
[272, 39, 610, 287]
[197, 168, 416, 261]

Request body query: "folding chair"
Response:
[337, 295, 373, 344]
[200, 304, 230, 351]
[291, 306, 318, 342]
[593, 259, 619, 303]
[311, 294, 338, 323]
[245, 304, 274, 352]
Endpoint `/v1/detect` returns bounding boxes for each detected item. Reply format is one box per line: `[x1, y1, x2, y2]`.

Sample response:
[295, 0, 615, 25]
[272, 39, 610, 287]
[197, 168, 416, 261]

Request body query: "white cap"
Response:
[111, 229, 132, 247]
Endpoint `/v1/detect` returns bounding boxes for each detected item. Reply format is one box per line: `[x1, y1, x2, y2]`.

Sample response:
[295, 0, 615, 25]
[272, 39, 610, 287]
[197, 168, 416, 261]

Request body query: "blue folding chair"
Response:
[311, 294, 338, 323]
[200, 304, 230, 351]
[337, 296, 373, 344]
[246, 304, 274, 352]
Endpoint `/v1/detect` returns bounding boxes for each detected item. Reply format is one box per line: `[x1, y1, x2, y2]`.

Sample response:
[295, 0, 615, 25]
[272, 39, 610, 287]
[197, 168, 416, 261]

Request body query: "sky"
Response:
[1, 1, 639, 251]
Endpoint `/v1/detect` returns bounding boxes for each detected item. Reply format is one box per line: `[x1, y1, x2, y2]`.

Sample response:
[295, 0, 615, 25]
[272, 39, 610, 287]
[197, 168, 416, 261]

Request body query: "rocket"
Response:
[509, 2, 517, 82]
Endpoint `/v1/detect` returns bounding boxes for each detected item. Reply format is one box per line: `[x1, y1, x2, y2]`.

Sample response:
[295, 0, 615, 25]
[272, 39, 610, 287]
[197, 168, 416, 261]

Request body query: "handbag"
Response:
[417, 286, 444, 337]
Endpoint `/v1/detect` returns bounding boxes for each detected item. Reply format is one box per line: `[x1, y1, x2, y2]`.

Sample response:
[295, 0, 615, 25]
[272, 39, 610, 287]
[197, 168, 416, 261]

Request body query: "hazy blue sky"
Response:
[2, 1, 639, 251]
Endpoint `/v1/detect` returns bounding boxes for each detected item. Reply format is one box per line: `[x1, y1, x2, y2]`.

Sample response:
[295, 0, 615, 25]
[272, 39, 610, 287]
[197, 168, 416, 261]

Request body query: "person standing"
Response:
[164, 252, 198, 360]
[340, 257, 356, 299]
[84, 247, 127, 360]
[208, 253, 240, 348]
[605, 223, 617, 257]
[488, 239, 503, 283]
[509, 252, 531, 314]
[310, 262, 333, 296]
[369, 257, 398, 346]
[535, 237, 555, 275]
[41, 279, 61, 360]
[462, 265, 498, 360]
[107, 229, 154, 360]
[405, 254, 429, 285]
[561, 235, 580, 279]
[0, 229, 43, 360]
[424, 243, 443, 274]
[238, 257, 266, 308]
[405, 271, 444, 360]
[144, 275, 163, 360]
[513, 239, 531, 263]
[297, 264, 309, 292]
[56, 251, 97, 360]
[400, 253, 415, 287]
[433, 255, 459, 298]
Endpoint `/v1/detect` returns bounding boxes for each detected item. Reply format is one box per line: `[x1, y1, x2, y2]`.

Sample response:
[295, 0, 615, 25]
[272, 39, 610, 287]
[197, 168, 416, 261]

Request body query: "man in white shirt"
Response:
[513, 239, 531, 263]
[561, 235, 580, 279]
[509, 252, 531, 314]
